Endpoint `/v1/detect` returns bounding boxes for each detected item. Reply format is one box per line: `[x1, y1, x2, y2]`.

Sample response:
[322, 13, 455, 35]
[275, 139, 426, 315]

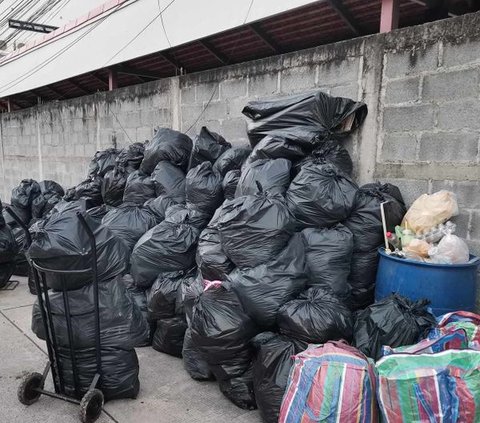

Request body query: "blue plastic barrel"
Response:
[375, 248, 479, 316]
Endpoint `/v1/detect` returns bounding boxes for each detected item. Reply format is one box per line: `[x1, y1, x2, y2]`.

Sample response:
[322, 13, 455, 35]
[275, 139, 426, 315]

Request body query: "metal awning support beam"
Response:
[249, 23, 281, 53]
[380, 0, 400, 32]
[90, 72, 109, 88]
[408, 0, 457, 18]
[46, 85, 66, 98]
[159, 51, 181, 70]
[8, 19, 58, 34]
[327, 0, 361, 36]
[108, 68, 118, 91]
[198, 40, 228, 65]
[65, 80, 90, 96]
[116, 65, 160, 80]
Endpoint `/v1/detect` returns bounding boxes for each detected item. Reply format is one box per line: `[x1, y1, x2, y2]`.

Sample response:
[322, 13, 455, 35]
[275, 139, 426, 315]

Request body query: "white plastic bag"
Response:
[429, 233, 469, 264]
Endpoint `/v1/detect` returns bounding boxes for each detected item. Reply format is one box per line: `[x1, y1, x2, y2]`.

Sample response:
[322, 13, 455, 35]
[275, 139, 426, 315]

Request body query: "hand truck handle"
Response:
[5, 205, 32, 246]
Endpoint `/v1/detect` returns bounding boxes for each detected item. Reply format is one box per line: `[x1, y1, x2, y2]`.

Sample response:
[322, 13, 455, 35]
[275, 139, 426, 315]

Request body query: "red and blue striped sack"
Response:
[279, 340, 378, 423]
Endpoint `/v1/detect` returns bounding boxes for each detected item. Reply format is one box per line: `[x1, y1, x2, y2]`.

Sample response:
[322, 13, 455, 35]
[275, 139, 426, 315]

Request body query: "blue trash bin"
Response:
[375, 248, 479, 316]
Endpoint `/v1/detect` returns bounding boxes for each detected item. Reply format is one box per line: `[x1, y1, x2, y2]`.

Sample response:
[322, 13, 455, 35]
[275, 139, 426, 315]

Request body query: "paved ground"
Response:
[0, 277, 262, 423]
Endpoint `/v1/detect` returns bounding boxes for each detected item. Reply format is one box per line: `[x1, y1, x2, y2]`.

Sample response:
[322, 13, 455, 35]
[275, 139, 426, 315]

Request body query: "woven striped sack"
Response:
[429, 311, 480, 350]
[376, 349, 480, 423]
[279, 340, 378, 423]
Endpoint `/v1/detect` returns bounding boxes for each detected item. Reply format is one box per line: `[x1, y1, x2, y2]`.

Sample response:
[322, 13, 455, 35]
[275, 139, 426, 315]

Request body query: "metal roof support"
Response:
[65, 81, 89, 96]
[249, 24, 281, 53]
[46, 85, 66, 98]
[108, 68, 118, 91]
[198, 40, 228, 65]
[327, 0, 361, 36]
[90, 72, 109, 88]
[380, 0, 400, 32]
[117, 65, 159, 80]
[159, 52, 181, 70]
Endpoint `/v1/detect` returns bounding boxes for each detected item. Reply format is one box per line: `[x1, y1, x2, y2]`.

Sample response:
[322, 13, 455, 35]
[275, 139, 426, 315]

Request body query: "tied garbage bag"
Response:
[218, 365, 257, 410]
[222, 170, 240, 201]
[286, 162, 357, 228]
[182, 274, 204, 325]
[31, 277, 149, 349]
[32, 180, 65, 219]
[146, 270, 187, 321]
[302, 224, 353, 300]
[213, 146, 252, 177]
[248, 134, 308, 163]
[28, 211, 130, 291]
[144, 195, 180, 223]
[73, 177, 103, 208]
[123, 170, 156, 205]
[101, 169, 127, 206]
[278, 287, 353, 344]
[189, 126, 231, 169]
[235, 159, 292, 198]
[151, 161, 186, 199]
[86, 204, 111, 223]
[253, 332, 298, 423]
[229, 234, 307, 328]
[376, 348, 480, 423]
[115, 142, 145, 174]
[102, 204, 157, 250]
[130, 219, 199, 288]
[182, 328, 213, 380]
[348, 249, 379, 310]
[141, 128, 193, 173]
[402, 190, 459, 234]
[88, 148, 118, 178]
[122, 274, 151, 346]
[293, 139, 353, 176]
[58, 346, 139, 401]
[11, 179, 41, 224]
[279, 341, 378, 423]
[185, 162, 223, 214]
[429, 232, 469, 264]
[191, 282, 259, 380]
[242, 90, 368, 146]
[164, 203, 211, 231]
[353, 294, 437, 360]
[218, 186, 293, 269]
[345, 182, 406, 253]
[152, 316, 187, 357]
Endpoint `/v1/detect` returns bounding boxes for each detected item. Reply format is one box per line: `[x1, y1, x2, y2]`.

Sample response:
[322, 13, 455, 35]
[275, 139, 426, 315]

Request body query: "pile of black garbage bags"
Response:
[4, 90, 431, 418]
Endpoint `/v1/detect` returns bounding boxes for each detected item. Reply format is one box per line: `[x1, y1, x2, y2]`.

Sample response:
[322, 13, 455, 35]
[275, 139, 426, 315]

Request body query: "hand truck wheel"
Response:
[79, 388, 104, 423]
[17, 372, 44, 405]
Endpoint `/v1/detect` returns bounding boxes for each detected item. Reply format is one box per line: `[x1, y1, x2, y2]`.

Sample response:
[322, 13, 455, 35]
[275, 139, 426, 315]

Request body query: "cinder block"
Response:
[431, 180, 480, 209]
[419, 132, 478, 162]
[384, 77, 420, 104]
[383, 105, 435, 132]
[330, 84, 359, 100]
[422, 69, 479, 101]
[382, 178, 429, 207]
[470, 211, 480, 241]
[318, 58, 359, 86]
[136, 126, 153, 142]
[248, 73, 278, 97]
[451, 211, 470, 239]
[281, 66, 316, 94]
[385, 46, 438, 78]
[221, 118, 248, 145]
[227, 97, 249, 119]
[181, 86, 196, 105]
[437, 99, 480, 130]
[381, 133, 417, 162]
[201, 120, 222, 135]
[124, 111, 141, 128]
[196, 83, 220, 103]
[202, 101, 227, 121]
[220, 79, 247, 99]
[443, 39, 480, 68]
[181, 104, 205, 129]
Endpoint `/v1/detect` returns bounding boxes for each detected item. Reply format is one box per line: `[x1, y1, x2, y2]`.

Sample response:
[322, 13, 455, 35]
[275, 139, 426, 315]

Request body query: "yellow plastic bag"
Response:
[402, 191, 458, 234]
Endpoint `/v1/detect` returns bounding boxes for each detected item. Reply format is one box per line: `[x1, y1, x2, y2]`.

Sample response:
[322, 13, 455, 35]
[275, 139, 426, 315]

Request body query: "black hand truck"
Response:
[6, 207, 105, 423]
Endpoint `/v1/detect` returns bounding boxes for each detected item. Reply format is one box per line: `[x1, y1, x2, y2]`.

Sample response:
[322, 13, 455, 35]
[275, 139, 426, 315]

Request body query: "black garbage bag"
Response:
[0, 262, 15, 288]
[151, 161, 186, 199]
[122, 274, 151, 346]
[235, 159, 292, 198]
[218, 187, 293, 269]
[86, 204, 112, 223]
[252, 332, 298, 423]
[191, 283, 258, 380]
[213, 146, 252, 177]
[10, 225, 28, 276]
[102, 204, 157, 250]
[302, 224, 353, 300]
[152, 316, 187, 357]
[31, 277, 149, 349]
[218, 365, 257, 410]
[58, 346, 139, 401]
[353, 294, 437, 360]
[28, 211, 130, 291]
[0, 219, 18, 264]
[144, 195, 180, 224]
[102, 169, 127, 206]
[182, 328, 213, 380]
[73, 177, 103, 208]
[345, 182, 406, 253]
[11, 179, 41, 224]
[63, 187, 76, 201]
[277, 287, 353, 344]
[130, 219, 199, 288]
[32, 180, 65, 219]
[249, 134, 309, 163]
[229, 234, 307, 328]
[293, 139, 353, 176]
[348, 249, 380, 310]
[146, 270, 187, 321]
[88, 148, 119, 178]
[286, 162, 357, 228]
[242, 90, 368, 146]
[141, 128, 193, 174]
[182, 274, 204, 325]
[222, 170, 240, 201]
[164, 203, 211, 232]
[185, 162, 223, 214]
[189, 126, 231, 169]
[116, 142, 145, 174]
[123, 170, 156, 205]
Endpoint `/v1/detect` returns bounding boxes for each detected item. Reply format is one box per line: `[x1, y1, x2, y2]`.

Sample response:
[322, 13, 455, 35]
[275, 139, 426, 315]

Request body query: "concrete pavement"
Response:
[0, 277, 262, 423]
